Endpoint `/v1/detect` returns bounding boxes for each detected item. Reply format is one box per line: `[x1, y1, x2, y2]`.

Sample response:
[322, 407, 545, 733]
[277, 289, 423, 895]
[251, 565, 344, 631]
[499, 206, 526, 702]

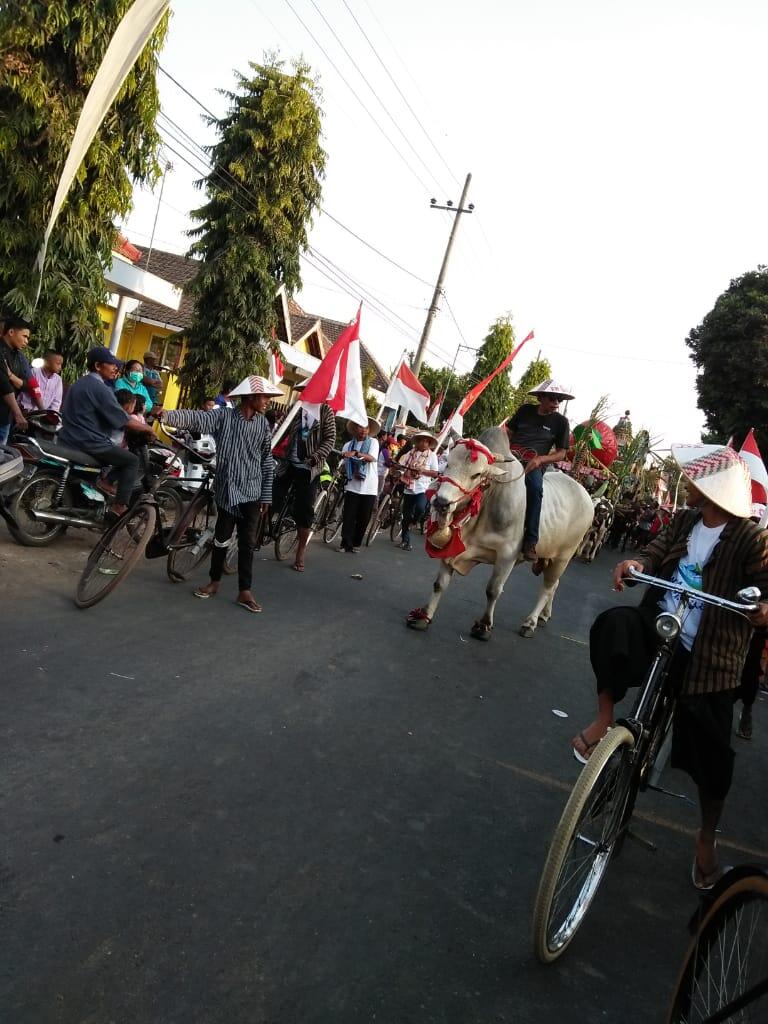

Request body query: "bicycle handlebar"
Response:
[625, 566, 760, 614]
[158, 422, 215, 463]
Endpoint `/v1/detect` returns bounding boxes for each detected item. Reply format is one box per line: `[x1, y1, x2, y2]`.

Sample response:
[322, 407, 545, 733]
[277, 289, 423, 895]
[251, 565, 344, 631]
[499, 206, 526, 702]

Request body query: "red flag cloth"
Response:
[739, 428, 768, 505]
[300, 304, 368, 426]
[383, 357, 430, 422]
[457, 330, 534, 418]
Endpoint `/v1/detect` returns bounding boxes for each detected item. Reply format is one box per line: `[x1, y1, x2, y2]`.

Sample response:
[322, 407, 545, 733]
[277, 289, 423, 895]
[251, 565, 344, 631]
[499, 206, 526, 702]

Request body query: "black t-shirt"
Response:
[507, 404, 569, 456]
[0, 342, 31, 426]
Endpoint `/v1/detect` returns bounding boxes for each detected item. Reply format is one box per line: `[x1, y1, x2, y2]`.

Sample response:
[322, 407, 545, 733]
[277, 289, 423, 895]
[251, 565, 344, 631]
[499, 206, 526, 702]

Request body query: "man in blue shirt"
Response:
[59, 347, 154, 516]
[141, 350, 164, 409]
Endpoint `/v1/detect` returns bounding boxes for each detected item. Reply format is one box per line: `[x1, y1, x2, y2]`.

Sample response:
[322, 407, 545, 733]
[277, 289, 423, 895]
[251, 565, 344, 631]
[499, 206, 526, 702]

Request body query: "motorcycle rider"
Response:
[58, 347, 155, 517]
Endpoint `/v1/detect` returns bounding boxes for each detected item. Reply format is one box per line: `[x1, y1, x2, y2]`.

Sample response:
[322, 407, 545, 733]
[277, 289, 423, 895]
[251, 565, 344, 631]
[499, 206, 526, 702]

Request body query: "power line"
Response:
[158, 65, 220, 121]
[340, 0, 460, 191]
[280, 0, 433, 195]
[320, 208, 432, 287]
[304, 0, 449, 196]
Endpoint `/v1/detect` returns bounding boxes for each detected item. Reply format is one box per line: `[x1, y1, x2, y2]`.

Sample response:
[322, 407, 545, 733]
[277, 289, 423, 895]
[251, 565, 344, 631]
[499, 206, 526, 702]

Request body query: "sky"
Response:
[122, 0, 768, 447]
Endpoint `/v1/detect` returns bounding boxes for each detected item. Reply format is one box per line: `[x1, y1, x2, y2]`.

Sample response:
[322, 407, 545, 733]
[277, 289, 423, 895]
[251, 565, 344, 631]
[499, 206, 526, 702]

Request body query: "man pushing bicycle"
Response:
[573, 445, 768, 890]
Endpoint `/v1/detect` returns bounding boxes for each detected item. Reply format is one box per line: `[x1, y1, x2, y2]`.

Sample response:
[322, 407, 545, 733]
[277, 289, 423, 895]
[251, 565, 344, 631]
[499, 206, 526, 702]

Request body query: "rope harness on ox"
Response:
[424, 438, 497, 560]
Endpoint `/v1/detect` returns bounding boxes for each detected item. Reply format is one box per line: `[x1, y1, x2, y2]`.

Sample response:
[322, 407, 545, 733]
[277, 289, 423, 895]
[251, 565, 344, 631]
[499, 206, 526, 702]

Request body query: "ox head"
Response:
[432, 438, 520, 525]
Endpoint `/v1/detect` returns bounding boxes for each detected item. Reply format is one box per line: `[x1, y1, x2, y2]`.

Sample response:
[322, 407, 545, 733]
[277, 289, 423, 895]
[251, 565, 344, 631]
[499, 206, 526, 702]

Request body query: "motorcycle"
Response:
[6, 423, 185, 547]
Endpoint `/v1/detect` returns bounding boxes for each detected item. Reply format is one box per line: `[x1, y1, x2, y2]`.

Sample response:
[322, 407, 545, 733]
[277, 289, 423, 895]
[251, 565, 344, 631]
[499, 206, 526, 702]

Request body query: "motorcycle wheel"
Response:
[7, 472, 72, 546]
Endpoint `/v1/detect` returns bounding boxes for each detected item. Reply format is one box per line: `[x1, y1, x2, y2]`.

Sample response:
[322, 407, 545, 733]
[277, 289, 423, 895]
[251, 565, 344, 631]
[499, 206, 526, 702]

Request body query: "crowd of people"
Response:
[3, 326, 767, 895]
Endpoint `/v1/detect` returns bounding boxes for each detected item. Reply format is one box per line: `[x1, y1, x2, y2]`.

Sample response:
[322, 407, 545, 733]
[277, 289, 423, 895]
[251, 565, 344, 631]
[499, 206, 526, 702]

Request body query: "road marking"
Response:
[560, 634, 587, 645]
[473, 752, 768, 860]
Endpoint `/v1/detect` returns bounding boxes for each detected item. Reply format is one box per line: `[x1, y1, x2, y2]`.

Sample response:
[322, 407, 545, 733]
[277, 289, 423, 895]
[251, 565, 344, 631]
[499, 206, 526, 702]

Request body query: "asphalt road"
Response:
[2, 522, 766, 1024]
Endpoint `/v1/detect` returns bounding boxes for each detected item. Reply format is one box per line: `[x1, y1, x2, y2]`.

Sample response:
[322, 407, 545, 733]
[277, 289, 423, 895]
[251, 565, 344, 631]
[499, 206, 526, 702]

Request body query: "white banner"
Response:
[34, 0, 171, 301]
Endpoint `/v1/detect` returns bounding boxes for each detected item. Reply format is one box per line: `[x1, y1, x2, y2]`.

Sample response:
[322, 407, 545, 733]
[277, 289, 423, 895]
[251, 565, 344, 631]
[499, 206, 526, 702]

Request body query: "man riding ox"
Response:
[406, 425, 593, 639]
[506, 379, 572, 565]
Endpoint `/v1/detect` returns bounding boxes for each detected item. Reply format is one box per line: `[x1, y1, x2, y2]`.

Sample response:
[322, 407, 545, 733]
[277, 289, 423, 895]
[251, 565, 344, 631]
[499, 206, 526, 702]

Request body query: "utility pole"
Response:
[411, 173, 474, 375]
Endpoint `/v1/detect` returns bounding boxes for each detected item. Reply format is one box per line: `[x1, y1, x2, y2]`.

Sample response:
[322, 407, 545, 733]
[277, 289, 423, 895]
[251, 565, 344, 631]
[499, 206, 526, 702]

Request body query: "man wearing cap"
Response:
[506, 380, 572, 561]
[393, 429, 439, 551]
[59, 347, 156, 516]
[573, 445, 768, 890]
[338, 416, 380, 553]
[141, 351, 164, 410]
[161, 375, 280, 613]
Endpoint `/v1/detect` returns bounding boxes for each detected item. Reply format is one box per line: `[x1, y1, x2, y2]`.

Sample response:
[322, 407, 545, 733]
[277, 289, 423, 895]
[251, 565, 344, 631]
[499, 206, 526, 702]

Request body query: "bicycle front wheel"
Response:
[366, 495, 389, 546]
[389, 505, 403, 543]
[322, 490, 344, 544]
[532, 725, 636, 963]
[75, 504, 156, 608]
[668, 871, 768, 1023]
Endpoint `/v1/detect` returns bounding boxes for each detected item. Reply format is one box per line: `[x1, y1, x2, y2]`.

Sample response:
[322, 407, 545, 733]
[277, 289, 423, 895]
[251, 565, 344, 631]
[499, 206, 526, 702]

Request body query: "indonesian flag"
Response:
[300, 304, 368, 427]
[427, 391, 444, 428]
[739, 428, 768, 506]
[269, 349, 284, 386]
[383, 356, 431, 423]
[436, 330, 534, 444]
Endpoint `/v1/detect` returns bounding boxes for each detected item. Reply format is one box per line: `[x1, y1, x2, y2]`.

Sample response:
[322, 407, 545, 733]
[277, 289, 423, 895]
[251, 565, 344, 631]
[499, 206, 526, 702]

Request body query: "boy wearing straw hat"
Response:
[392, 429, 439, 551]
[161, 375, 282, 614]
[573, 445, 768, 890]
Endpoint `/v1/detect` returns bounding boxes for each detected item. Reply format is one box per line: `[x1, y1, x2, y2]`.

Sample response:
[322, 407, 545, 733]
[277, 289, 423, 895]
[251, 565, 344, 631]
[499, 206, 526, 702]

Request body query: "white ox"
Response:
[406, 427, 593, 639]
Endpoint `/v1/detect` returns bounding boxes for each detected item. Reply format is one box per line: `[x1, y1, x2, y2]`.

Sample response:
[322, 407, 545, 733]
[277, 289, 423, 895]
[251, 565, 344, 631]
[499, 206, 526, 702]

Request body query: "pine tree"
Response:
[0, 0, 168, 372]
[181, 59, 326, 399]
[463, 315, 516, 436]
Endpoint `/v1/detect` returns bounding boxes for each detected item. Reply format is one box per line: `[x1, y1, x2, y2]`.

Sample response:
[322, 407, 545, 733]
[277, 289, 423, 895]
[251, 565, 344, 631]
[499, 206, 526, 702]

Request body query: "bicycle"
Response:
[532, 567, 761, 963]
[74, 438, 184, 608]
[163, 427, 237, 582]
[321, 460, 347, 545]
[667, 864, 767, 1022]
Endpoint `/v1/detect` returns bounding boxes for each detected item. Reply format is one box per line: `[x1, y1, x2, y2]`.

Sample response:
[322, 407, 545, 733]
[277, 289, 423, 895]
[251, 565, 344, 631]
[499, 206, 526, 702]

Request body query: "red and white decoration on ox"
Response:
[383, 356, 431, 424]
[299, 304, 368, 428]
[738, 428, 768, 519]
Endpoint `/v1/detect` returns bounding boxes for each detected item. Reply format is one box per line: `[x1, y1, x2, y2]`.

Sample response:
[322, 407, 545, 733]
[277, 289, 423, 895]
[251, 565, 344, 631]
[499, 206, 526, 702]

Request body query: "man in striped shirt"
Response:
[573, 446, 768, 890]
[161, 375, 282, 614]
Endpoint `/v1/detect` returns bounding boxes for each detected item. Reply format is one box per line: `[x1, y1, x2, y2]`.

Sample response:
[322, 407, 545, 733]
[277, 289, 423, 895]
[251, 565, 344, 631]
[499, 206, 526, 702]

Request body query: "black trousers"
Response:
[401, 491, 427, 546]
[737, 628, 766, 709]
[341, 491, 376, 550]
[210, 502, 261, 591]
[88, 444, 139, 505]
[272, 464, 316, 529]
[590, 606, 735, 800]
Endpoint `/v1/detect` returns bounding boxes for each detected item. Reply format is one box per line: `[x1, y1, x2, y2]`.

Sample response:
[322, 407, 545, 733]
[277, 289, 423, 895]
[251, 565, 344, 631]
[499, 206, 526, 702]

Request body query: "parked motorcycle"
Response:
[6, 427, 185, 547]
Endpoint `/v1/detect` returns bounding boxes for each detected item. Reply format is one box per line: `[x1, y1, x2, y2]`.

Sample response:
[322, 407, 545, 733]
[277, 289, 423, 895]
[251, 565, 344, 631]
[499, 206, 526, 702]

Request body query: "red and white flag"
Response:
[383, 356, 431, 423]
[269, 348, 284, 386]
[437, 330, 534, 443]
[300, 304, 368, 428]
[427, 391, 444, 428]
[739, 428, 768, 506]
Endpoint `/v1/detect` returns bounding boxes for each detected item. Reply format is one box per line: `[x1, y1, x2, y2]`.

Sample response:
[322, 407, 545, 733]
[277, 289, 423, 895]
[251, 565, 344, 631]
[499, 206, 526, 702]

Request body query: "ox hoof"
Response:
[537, 618, 549, 628]
[519, 624, 535, 639]
[406, 608, 431, 631]
[470, 621, 493, 641]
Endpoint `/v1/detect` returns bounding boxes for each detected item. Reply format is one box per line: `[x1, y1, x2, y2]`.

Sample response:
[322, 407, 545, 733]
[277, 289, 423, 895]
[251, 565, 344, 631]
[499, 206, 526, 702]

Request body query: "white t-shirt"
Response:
[343, 437, 380, 496]
[400, 448, 439, 495]
[660, 519, 726, 651]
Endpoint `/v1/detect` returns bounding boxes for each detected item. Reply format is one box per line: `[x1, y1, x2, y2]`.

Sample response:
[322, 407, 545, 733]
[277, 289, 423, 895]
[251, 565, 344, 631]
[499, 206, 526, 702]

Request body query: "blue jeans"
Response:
[0, 423, 11, 446]
[523, 467, 544, 546]
[401, 491, 427, 547]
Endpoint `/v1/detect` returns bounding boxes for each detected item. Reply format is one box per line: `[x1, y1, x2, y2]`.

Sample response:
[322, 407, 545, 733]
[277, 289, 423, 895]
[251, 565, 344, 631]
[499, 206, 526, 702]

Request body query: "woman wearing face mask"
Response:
[115, 359, 153, 416]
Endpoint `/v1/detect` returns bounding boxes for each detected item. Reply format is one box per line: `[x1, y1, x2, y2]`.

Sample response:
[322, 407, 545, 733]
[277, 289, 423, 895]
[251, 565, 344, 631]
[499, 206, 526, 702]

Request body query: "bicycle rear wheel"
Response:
[366, 495, 389, 546]
[322, 489, 344, 544]
[75, 504, 156, 608]
[668, 871, 768, 1023]
[389, 503, 403, 543]
[167, 494, 213, 582]
[532, 726, 636, 963]
[274, 514, 299, 561]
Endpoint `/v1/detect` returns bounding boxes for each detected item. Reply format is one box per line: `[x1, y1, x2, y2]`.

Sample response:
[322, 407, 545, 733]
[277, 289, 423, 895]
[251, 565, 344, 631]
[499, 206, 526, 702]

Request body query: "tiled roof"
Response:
[290, 313, 320, 342]
[132, 248, 199, 331]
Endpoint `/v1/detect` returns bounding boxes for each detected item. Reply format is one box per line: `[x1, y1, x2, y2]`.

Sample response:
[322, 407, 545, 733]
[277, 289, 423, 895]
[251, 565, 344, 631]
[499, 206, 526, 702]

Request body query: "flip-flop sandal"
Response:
[692, 857, 721, 891]
[572, 730, 600, 765]
[292, 563, 305, 572]
[237, 598, 262, 614]
[193, 587, 216, 600]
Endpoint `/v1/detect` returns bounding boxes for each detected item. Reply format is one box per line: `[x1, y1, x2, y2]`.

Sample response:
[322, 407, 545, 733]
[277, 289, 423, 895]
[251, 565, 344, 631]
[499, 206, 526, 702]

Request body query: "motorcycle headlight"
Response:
[655, 612, 681, 640]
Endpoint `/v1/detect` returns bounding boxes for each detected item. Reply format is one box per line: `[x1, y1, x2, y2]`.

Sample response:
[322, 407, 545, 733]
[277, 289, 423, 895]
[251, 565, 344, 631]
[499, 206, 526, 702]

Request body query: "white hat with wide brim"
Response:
[228, 375, 284, 397]
[672, 444, 753, 519]
[347, 415, 381, 436]
[410, 429, 438, 450]
[528, 378, 575, 400]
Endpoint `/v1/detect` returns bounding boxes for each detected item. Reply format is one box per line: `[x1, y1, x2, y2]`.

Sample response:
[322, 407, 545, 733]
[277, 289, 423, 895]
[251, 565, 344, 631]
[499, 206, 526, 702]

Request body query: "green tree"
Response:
[0, 0, 168, 372]
[181, 58, 326, 399]
[416, 362, 468, 423]
[686, 267, 768, 459]
[509, 356, 552, 413]
[463, 315, 516, 436]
